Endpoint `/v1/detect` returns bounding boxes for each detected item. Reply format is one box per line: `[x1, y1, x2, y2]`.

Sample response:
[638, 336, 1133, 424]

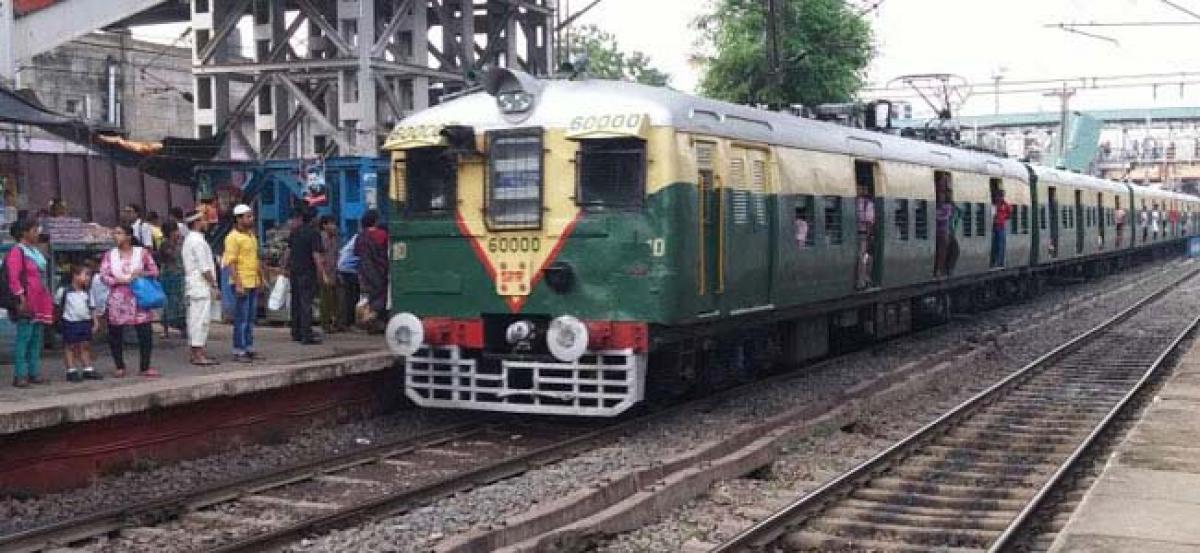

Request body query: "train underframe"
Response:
[401, 241, 1184, 417]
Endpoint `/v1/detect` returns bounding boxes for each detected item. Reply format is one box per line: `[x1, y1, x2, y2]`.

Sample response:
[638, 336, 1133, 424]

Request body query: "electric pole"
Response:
[764, 0, 783, 102]
[1045, 83, 1077, 162]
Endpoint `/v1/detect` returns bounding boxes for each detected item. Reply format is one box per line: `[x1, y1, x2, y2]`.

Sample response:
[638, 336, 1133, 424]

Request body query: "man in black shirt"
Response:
[286, 206, 327, 344]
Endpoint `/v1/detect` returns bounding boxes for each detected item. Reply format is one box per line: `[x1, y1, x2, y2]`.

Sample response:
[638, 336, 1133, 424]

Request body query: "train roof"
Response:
[400, 78, 1031, 182]
[399, 77, 1200, 201]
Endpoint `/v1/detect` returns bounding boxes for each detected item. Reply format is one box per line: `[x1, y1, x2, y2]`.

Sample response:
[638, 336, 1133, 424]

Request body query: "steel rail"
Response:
[3, 262, 1190, 552]
[713, 267, 1200, 552]
[988, 313, 1200, 551]
[0, 422, 485, 553]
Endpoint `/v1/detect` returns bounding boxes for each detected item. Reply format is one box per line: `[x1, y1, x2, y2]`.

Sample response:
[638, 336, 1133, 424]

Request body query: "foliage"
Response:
[694, 0, 873, 106]
[564, 24, 672, 87]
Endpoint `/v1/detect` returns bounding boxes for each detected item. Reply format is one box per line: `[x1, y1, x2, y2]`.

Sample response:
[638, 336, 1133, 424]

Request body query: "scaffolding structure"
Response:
[191, 0, 554, 160]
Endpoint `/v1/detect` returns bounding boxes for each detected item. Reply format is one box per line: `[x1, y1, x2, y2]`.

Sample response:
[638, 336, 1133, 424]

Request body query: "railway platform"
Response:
[0, 325, 397, 494]
[1050, 333, 1200, 552]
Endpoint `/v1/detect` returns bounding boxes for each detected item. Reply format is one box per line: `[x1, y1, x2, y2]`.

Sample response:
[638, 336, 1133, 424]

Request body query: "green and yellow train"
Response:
[382, 68, 1200, 416]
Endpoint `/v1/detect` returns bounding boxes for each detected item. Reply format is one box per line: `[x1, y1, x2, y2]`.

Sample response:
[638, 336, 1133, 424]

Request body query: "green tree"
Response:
[694, 0, 873, 106]
[564, 24, 671, 87]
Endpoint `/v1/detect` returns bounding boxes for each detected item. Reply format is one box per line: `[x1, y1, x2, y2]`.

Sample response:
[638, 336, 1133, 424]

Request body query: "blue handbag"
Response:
[131, 277, 166, 310]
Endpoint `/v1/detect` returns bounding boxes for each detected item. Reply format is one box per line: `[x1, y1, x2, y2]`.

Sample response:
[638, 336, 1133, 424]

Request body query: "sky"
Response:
[566, 0, 1200, 117]
[133, 0, 1200, 118]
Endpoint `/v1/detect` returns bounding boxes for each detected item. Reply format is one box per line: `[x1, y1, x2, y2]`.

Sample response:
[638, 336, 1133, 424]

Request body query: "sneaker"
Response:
[140, 368, 161, 378]
[233, 353, 253, 363]
[247, 351, 264, 360]
[83, 370, 104, 381]
[12, 377, 28, 388]
[66, 371, 82, 383]
[28, 376, 47, 385]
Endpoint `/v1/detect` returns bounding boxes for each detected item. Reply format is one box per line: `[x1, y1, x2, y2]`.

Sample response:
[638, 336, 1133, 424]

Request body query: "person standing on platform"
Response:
[317, 215, 341, 334]
[355, 210, 389, 333]
[102, 225, 160, 378]
[58, 265, 102, 382]
[336, 230, 360, 331]
[147, 211, 164, 251]
[7, 219, 53, 387]
[157, 222, 186, 339]
[182, 211, 219, 366]
[223, 204, 266, 363]
[286, 207, 325, 345]
[122, 204, 154, 250]
[170, 207, 188, 237]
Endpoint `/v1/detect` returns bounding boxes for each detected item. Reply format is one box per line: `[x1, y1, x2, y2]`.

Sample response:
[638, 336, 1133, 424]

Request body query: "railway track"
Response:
[714, 268, 1200, 552]
[0, 418, 620, 553]
[3, 261, 1191, 553]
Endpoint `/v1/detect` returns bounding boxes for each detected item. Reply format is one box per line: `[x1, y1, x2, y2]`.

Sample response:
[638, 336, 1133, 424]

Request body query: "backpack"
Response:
[0, 248, 26, 313]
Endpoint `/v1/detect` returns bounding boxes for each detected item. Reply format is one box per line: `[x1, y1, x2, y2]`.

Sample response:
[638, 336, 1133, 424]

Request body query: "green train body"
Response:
[383, 70, 1200, 416]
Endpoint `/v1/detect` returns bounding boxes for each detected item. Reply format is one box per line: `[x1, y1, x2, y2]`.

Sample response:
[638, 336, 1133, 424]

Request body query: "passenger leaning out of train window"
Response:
[991, 189, 1011, 269]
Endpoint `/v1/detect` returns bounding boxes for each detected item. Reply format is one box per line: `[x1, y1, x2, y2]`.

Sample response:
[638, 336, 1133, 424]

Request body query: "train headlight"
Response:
[547, 315, 589, 363]
[505, 320, 536, 345]
[497, 91, 534, 114]
[385, 313, 424, 356]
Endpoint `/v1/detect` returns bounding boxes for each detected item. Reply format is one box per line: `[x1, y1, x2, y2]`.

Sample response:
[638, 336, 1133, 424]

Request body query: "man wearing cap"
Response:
[222, 204, 267, 362]
[182, 210, 218, 365]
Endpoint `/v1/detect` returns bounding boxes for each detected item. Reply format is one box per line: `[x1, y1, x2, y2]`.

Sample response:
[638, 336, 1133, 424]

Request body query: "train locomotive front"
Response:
[383, 69, 689, 416]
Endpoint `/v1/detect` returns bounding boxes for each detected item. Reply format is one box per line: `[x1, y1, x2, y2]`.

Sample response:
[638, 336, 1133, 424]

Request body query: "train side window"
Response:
[576, 138, 646, 208]
[1021, 205, 1030, 234]
[1009, 204, 1019, 234]
[975, 202, 986, 237]
[961, 202, 973, 237]
[824, 195, 843, 246]
[894, 199, 910, 241]
[795, 195, 815, 248]
[1040, 205, 1048, 230]
[402, 146, 457, 214]
[914, 199, 929, 240]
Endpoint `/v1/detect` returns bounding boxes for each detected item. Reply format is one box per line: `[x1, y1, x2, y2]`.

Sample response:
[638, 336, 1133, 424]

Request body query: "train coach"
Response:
[381, 68, 1200, 417]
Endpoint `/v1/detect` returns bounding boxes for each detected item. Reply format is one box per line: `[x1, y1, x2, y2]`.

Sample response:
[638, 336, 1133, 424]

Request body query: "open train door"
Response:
[1075, 189, 1085, 254]
[1048, 187, 1060, 258]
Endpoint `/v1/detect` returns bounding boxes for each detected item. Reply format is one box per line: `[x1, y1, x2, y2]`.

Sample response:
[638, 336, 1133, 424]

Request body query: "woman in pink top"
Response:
[101, 225, 160, 378]
[7, 219, 53, 387]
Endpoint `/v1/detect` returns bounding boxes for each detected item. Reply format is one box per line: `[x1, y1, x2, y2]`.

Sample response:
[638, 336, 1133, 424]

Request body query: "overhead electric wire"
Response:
[1159, 0, 1200, 20]
[863, 70, 1200, 93]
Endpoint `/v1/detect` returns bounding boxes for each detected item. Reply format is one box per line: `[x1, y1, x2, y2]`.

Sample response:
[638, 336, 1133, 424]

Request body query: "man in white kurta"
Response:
[181, 211, 219, 365]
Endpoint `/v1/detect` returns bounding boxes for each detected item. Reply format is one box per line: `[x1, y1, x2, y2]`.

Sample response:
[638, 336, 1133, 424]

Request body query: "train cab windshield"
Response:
[487, 128, 544, 229]
[576, 137, 646, 208]
[401, 146, 457, 214]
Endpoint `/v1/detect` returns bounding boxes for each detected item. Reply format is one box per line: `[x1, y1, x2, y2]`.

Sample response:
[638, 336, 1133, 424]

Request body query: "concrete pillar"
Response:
[192, 0, 233, 142]
[406, 0, 429, 112]
[0, 0, 15, 86]
[253, 0, 291, 157]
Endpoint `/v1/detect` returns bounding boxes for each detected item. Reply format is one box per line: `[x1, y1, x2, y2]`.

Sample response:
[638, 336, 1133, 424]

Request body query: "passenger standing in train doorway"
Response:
[991, 189, 1011, 268]
[855, 193, 876, 289]
[934, 173, 953, 277]
[1152, 204, 1162, 240]
[855, 163, 877, 290]
[1115, 205, 1127, 248]
[1141, 203, 1150, 243]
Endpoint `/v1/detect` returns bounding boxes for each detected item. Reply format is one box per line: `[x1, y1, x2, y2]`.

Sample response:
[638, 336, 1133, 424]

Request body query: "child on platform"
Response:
[58, 265, 102, 382]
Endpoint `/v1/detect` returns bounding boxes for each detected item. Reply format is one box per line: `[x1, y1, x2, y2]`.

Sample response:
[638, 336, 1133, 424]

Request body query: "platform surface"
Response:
[1050, 337, 1200, 552]
[0, 324, 392, 435]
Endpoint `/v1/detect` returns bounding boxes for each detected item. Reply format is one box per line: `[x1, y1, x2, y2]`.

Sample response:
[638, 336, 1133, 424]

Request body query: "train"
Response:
[380, 67, 1200, 417]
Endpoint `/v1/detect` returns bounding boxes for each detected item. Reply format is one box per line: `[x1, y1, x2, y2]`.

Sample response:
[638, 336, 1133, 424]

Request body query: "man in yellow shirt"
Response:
[223, 204, 267, 362]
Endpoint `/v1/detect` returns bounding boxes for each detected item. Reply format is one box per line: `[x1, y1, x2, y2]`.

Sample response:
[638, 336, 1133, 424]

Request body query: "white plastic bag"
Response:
[268, 275, 290, 311]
